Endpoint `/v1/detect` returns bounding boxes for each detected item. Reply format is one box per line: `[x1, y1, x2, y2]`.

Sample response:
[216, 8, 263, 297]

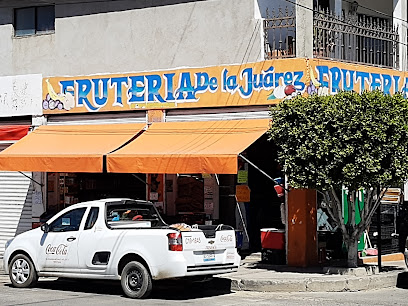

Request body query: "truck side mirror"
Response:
[41, 223, 50, 233]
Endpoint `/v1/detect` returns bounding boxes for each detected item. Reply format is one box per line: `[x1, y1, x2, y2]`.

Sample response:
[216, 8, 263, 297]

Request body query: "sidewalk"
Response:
[217, 252, 408, 292]
[1, 253, 407, 293]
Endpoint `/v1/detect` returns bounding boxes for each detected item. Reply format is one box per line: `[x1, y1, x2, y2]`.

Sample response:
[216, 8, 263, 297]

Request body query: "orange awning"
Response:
[107, 119, 270, 174]
[0, 123, 146, 173]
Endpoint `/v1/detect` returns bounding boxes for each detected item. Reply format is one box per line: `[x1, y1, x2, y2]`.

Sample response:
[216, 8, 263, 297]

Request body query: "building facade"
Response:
[0, 0, 407, 265]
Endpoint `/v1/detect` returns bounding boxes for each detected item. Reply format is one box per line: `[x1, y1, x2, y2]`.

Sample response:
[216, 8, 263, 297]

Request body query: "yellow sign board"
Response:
[42, 58, 408, 115]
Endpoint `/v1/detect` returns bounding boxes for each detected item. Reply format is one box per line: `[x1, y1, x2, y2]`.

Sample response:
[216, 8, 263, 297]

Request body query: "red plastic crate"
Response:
[261, 228, 285, 250]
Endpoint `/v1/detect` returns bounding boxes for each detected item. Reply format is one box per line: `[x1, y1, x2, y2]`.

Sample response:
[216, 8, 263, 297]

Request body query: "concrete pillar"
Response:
[287, 189, 318, 267]
[394, 0, 408, 71]
[296, 0, 314, 58]
[332, 0, 342, 16]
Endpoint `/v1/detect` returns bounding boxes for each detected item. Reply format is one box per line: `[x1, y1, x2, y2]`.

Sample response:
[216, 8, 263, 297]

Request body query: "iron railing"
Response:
[264, 6, 400, 69]
[314, 8, 399, 69]
[264, 7, 296, 59]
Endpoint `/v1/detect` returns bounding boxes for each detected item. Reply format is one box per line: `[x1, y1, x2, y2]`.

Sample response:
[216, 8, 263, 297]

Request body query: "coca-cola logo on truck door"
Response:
[46, 244, 68, 256]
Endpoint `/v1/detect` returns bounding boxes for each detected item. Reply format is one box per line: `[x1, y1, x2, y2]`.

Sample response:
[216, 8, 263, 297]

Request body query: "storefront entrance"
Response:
[46, 172, 147, 215]
[245, 135, 284, 251]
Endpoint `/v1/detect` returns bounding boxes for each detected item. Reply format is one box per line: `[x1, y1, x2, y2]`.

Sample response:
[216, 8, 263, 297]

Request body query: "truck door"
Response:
[37, 207, 87, 272]
[77, 207, 113, 274]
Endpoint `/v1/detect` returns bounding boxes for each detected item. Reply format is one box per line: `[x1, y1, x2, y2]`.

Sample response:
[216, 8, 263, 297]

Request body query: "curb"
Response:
[362, 253, 405, 264]
[225, 271, 401, 292]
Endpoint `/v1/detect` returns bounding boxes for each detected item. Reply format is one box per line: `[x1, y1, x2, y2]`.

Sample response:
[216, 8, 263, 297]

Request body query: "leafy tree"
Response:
[268, 90, 408, 267]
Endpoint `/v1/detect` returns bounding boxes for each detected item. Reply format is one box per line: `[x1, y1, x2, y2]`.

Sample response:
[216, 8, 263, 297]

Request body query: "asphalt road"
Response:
[1, 276, 408, 305]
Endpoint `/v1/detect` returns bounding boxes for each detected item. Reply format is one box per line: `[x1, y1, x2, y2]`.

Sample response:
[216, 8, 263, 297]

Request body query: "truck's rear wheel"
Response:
[9, 254, 38, 288]
[405, 248, 408, 269]
[121, 261, 152, 298]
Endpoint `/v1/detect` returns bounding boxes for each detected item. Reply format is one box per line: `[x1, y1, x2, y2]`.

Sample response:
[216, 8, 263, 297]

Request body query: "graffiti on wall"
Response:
[0, 74, 43, 117]
[42, 59, 408, 114]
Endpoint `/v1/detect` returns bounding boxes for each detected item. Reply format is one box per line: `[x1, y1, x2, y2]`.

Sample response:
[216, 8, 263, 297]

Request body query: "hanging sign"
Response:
[237, 170, 248, 184]
[236, 185, 251, 202]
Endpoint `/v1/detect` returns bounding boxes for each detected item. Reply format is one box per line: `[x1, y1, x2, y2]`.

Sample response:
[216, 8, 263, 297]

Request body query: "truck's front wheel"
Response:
[9, 254, 38, 288]
[121, 261, 152, 298]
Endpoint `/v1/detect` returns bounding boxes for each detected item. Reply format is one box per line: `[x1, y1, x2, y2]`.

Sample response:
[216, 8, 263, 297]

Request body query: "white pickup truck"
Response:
[3, 198, 240, 298]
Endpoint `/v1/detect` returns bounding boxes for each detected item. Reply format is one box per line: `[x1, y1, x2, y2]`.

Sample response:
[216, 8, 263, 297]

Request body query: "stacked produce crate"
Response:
[368, 188, 400, 255]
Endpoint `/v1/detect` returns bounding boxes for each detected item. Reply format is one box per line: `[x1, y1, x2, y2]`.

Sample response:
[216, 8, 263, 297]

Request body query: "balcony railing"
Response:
[314, 8, 399, 69]
[264, 7, 296, 59]
[264, 6, 400, 69]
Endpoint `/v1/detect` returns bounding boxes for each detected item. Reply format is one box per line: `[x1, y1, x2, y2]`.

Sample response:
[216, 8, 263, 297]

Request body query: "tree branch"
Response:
[366, 186, 389, 222]
[363, 188, 372, 221]
[319, 189, 339, 226]
[349, 190, 356, 239]
[330, 186, 349, 240]
[353, 186, 390, 239]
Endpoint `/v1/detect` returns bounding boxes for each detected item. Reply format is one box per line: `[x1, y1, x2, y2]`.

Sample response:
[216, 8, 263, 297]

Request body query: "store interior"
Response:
[44, 135, 284, 252]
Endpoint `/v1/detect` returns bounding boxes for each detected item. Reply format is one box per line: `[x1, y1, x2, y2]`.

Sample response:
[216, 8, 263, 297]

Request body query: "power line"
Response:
[5, 0, 408, 26]
[284, 0, 408, 48]
[342, 0, 408, 25]
[286, 0, 408, 26]
[4, 0, 144, 8]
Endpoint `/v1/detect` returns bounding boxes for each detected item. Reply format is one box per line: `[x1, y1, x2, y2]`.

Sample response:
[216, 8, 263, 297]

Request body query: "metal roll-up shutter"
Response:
[165, 107, 270, 122]
[0, 141, 33, 258]
[46, 112, 147, 125]
[0, 143, 9, 151]
[0, 171, 33, 257]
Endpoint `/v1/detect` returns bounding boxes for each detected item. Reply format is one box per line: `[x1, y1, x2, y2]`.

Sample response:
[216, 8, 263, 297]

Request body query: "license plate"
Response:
[203, 251, 215, 262]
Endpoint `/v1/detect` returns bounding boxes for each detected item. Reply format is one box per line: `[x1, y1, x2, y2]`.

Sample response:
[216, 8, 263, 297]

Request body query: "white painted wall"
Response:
[0, 74, 42, 117]
[394, 0, 408, 71]
[0, 0, 263, 78]
[354, 0, 393, 19]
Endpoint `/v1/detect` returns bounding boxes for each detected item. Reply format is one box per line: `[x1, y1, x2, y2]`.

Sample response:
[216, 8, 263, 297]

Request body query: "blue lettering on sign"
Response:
[253, 73, 263, 90]
[371, 73, 381, 91]
[146, 74, 165, 102]
[356, 71, 370, 92]
[56, 65, 308, 111]
[176, 72, 196, 101]
[382, 74, 392, 95]
[110, 77, 128, 106]
[92, 78, 109, 107]
[283, 72, 293, 86]
[313, 66, 405, 95]
[209, 77, 218, 92]
[274, 72, 284, 88]
[164, 73, 175, 101]
[76, 79, 98, 112]
[60, 80, 75, 97]
[195, 72, 210, 94]
[128, 76, 145, 103]
[239, 68, 253, 98]
[342, 69, 354, 91]
[263, 67, 275, 89]
[53, 63, 407, 113]
[393, 76, 401, 93]
[316, 66, 329, 88]
[402, 77, 408, 98]
[330, 67, 341, 94]
[293, 71, 305, 91]
[222, 68, 238, 93]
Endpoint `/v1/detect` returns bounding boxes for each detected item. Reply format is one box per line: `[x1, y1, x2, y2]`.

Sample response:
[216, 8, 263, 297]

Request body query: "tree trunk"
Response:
[346, 239, 359, 268]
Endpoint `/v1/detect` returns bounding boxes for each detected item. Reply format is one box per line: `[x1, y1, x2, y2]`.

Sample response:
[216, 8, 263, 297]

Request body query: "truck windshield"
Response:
[106, 200, 166, 227]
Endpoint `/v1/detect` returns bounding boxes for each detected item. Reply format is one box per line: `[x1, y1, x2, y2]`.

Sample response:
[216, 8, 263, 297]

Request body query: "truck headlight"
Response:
[5, 238, 14, 250]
